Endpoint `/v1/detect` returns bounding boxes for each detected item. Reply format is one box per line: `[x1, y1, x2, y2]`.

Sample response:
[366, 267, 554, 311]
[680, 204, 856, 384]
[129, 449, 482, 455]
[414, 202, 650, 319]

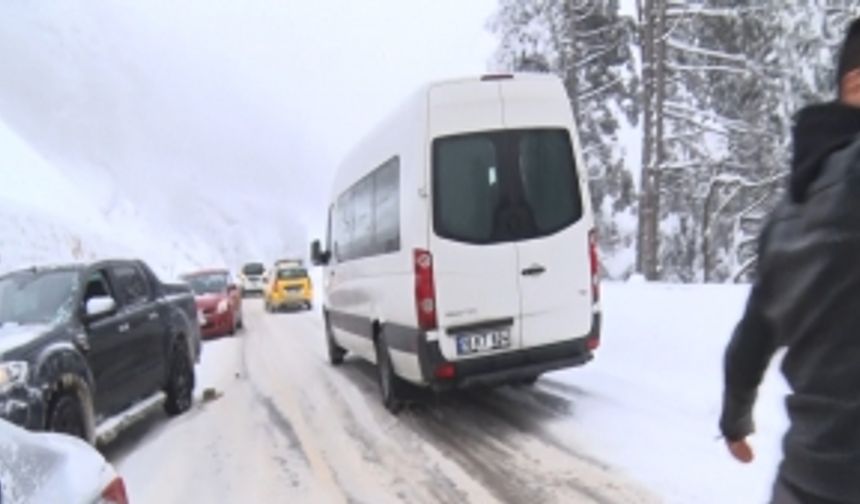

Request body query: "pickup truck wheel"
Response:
[325, 315, 346, 366]
[47, 390, 87, 441]
[164, 342, 195, 416]
[375, 333, 407, 414]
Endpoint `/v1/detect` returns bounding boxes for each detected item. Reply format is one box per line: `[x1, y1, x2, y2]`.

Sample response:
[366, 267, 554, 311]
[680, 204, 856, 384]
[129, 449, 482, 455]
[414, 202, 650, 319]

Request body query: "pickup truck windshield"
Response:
[0, 270, 79, 326]
[184, 273, 229, 295]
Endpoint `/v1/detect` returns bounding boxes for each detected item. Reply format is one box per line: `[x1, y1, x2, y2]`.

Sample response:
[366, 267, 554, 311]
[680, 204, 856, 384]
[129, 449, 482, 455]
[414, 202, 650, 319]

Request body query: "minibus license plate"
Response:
[456, 328, 511, 355]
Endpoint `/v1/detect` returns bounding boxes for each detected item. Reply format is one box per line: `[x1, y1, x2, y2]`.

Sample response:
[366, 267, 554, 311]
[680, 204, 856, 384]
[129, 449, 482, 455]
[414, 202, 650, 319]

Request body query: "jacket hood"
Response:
[790, 102, 860, 202]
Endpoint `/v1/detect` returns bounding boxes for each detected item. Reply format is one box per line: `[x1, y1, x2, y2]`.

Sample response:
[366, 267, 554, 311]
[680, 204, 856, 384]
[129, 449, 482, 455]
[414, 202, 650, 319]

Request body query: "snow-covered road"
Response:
[103, 299, 658, 503]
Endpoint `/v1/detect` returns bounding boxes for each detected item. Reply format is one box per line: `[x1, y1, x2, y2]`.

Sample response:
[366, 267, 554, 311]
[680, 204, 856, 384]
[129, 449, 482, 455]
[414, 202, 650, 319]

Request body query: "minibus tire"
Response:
[325, 316, 346, 365]
[375, 333, 406, 414]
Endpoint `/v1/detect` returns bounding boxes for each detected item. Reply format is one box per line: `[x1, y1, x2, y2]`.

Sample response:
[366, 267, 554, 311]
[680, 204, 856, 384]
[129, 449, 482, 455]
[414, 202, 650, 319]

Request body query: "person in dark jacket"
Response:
[720, 18, 860, 504]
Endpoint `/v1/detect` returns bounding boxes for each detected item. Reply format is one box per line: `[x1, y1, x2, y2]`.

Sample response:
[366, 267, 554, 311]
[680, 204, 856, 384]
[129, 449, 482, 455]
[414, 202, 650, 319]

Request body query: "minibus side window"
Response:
[333, 156, 401, 262]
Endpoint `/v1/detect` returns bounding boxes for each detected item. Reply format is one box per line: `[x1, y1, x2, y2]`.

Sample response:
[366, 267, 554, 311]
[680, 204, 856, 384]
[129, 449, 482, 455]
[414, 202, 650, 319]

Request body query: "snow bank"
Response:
[548, 282, 789, 504]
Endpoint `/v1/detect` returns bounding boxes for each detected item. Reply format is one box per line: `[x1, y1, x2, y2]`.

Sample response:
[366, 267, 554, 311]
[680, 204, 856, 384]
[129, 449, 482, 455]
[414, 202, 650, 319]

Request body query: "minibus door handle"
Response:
[522, 265, 546, 277]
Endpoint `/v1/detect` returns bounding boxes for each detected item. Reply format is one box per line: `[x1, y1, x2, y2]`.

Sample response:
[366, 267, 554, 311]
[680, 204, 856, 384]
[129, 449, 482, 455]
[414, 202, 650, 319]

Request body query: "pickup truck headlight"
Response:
[0, 361, 29, 392]
[216, 299, 229, 314]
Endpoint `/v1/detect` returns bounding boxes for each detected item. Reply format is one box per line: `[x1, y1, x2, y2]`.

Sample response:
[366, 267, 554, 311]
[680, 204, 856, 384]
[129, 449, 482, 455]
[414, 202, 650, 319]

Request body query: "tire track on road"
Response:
[250, 305, 659, 504]
[243, 304, 349, 504]
[260, 307, 500, 504]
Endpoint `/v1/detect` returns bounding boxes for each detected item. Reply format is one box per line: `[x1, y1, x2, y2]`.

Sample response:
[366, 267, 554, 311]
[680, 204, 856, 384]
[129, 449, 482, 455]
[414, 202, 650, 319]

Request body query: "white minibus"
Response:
[311, 74, 600, 412]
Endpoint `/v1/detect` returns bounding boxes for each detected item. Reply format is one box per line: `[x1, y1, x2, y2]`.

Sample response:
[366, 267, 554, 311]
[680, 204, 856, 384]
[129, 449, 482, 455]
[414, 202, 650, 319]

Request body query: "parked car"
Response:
[237, 262, 267, 296]
[310, 74, 601, 412]
[0, 418, 128, 503]
[264, 265, 313, 312]
[181, 269, 243, 338]
[0, 259, 200, 442]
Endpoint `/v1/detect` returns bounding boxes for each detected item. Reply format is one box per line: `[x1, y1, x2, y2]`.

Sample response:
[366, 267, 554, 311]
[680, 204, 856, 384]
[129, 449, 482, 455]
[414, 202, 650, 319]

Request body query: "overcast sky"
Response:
[131, 0, 500, 232]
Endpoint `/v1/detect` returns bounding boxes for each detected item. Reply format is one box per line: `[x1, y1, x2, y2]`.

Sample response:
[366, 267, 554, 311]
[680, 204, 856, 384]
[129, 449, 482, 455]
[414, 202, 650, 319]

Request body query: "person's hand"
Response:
[842, 69, 860, 107]
[726, 438, 754, 463]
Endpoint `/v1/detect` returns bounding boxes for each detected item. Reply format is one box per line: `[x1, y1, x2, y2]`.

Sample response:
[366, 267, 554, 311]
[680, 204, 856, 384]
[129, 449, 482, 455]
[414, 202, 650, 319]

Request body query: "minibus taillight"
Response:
[434, 363, 456, 380]
[414, 249, 438, 331]
[589, 229, 600, 304]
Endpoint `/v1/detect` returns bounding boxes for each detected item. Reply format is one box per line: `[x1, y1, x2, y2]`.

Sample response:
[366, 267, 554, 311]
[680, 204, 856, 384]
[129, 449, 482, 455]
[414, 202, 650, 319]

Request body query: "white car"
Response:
[237, 262, 267, 296]
[0, 419, 128, 504]
[311, 73, 601, 413]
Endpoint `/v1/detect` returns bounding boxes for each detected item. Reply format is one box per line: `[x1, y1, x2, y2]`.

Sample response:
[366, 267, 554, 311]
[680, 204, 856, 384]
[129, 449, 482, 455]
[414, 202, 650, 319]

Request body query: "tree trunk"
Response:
[635, 0, 664, 280]
[635, 0, 653, 277]
[651, 0, 667, 279]
[563, 0, 580, 120]
[701, 181, 718, 283]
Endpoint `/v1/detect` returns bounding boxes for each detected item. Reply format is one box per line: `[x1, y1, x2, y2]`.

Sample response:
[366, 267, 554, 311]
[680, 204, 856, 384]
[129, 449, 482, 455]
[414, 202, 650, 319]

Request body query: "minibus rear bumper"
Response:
[419, 314, 601, 390]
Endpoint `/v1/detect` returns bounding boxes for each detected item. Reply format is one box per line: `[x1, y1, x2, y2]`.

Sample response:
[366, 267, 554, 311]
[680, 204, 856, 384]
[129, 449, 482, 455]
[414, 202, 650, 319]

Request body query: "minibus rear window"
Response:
[432, 129, 583, 244]
[433, 136, 500, 243]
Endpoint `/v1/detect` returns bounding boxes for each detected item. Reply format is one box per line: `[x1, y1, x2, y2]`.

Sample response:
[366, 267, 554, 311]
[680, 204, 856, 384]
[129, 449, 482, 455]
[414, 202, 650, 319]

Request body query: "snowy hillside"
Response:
[0, 1, 308, 276]
[0, 118, 229, 278]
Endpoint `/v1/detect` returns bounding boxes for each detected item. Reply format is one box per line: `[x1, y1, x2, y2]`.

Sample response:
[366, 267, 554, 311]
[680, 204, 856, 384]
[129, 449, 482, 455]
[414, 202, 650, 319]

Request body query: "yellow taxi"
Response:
[264, 264, 313, 312]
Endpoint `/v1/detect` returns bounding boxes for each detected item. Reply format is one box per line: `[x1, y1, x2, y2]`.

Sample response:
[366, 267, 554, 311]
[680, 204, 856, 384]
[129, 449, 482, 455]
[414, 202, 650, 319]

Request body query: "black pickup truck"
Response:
[0, 259, 201, 443]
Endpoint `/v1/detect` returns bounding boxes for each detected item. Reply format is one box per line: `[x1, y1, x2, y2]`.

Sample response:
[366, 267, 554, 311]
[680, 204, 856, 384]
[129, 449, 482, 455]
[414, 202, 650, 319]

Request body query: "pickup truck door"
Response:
[81, 269, 134, 416]
[108, 263, 167, 405]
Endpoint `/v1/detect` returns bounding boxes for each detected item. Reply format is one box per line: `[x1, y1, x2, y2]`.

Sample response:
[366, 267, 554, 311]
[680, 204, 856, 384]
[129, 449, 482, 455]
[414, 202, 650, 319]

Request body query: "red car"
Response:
[181, 269, 243, 338]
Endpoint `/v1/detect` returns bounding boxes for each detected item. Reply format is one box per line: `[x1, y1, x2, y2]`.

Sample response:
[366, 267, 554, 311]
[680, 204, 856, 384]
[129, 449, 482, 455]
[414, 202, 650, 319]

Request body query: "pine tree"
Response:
[491, 0, 860, 283]
[717, 0, 860, 281]
[639, 0, 859, 282]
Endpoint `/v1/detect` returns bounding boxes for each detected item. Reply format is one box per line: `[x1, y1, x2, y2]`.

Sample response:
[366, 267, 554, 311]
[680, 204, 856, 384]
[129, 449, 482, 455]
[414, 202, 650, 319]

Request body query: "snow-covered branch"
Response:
[573, 39, 623, 69]
[664, 102, 757, 136]
[570, 2, 598, 22]
[577, 75, 624, 101]
[663, 110, 729, 136]
[738, 193, 772, 221]
[667, 135, 716, 163]
[664, 131, 701, 143]
[712, 171, 787, 189]
[667, 6, 768, 20]
[732, 255, 758, 283]
[667, 63, 749, 76]
[575, 19, 625, 39]
[666, 39, 747, 64]
[660, 160, 708, 171]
